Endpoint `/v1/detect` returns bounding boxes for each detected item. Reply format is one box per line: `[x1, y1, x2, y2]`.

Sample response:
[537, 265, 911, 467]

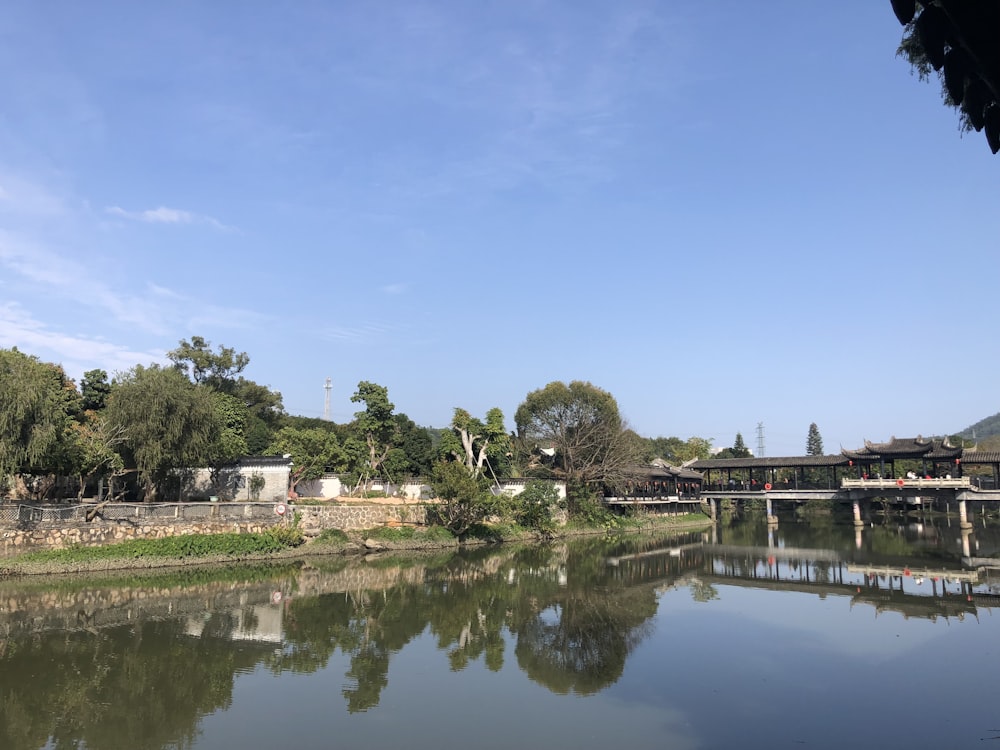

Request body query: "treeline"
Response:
[0, 338, 713, 511]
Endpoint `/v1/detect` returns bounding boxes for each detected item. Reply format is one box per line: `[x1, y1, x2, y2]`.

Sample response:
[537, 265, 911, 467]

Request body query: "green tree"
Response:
[105, 365, 221, 499]
[429, 459, 494, 537]
[80, 368, 111, 412]
[893, 1, 1000, 153]
[441, 407, 510, 479]
[350, 381, 397, 480]
[806, 423, 824, 456]
[267, 426, 342, 496]
[640, 435, 713, 464]
[167, 336, 249, 387]
[514, 381, 640, 512]
[392, 414, 434, 477]
[211, 392, 250, 462]
[0, 348, 79, 484]
[512, 480, 562, 535]
[64, 411, 127, 499]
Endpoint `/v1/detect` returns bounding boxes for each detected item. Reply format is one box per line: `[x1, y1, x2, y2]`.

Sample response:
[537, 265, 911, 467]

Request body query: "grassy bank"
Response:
[0, 512, 712, 577]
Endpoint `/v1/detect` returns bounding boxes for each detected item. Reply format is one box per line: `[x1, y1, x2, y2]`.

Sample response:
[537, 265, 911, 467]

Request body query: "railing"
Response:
[840, 477, 972, 490]
[0, 502, 283, 526]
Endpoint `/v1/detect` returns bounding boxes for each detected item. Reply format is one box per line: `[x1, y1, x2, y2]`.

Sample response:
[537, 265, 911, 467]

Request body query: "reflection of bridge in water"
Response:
[604, 536, 1000, 623]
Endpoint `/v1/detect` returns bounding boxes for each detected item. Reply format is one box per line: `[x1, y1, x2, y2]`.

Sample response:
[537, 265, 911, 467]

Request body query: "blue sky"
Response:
[1, 1, 997, 457]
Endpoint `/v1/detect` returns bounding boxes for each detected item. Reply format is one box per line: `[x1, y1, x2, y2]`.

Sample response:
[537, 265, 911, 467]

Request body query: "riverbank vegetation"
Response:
[1, 509, 711, 577]
[0, 340, 715, 512]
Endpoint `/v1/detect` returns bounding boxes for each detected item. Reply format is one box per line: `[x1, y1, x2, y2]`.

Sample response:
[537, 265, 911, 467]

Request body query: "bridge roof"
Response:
[841, 436, 962, 461]
[689, 454, 848, 471]
[636, 462, 703, 480]
[960, 450, 1000, 465]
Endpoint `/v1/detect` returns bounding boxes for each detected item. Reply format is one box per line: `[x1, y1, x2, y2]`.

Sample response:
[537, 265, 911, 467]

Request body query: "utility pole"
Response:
[323, 378, 332, 421]
[756, 422, 765, 458]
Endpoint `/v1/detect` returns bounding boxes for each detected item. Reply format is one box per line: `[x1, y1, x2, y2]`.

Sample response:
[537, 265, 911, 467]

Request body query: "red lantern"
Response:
[955, 458, 961, 465]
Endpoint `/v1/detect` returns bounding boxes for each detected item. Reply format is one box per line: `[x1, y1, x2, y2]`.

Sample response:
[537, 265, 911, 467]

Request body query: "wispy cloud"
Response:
[0, 301, 165, 379]
[381, 283, 406, 295]
[319, 322, 396, 342]
[106, 205, 234, 231]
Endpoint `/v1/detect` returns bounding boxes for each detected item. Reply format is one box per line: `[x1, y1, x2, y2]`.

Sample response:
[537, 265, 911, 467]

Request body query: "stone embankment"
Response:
[0, 501, 431, 555]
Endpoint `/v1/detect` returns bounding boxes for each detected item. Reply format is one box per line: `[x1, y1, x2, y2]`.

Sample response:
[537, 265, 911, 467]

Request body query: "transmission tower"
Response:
[323, 378, 332, 421]
[756, 422, 765, 458]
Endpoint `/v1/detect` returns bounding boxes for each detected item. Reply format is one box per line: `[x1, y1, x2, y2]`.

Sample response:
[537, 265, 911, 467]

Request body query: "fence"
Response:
[0, 502, 282, 526]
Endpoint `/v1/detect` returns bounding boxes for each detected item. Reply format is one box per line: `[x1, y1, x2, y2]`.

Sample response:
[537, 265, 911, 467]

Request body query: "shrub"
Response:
[429, 460, 494, 537]
[512, 480, 562, 535]
[313, 528, 348, 544]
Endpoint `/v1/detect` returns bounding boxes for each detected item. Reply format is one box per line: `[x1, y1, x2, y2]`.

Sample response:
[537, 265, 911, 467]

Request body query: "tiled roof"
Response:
[690, 455, 849, 470]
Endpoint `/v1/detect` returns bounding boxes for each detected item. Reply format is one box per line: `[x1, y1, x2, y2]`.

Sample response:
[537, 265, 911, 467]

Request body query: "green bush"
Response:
[367, 525, 417, 541]
[18, 528, 305, 564]
[313, 528, 348, 544]
[422, 525, 456, 543]
[511, 480, 561, 535]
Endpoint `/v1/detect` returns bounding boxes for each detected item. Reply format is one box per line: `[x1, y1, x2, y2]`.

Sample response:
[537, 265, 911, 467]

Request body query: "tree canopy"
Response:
[514, 381, 639, 500]
[806, 423, 824, 456]
[893, 1, 1000, 153]
[105, 365, 221, 499]
[0, 348, 79, 481]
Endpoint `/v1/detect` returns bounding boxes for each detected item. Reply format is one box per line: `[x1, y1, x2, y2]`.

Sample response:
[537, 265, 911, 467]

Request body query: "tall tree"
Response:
[806, 423, 825, 456]
[0, 348, 79, 483]
[267, 426, 342, 497]
[714, 433, 752, 460]
[350, 381, 397, 479]
[514, 381, 639, 509]
[442, 407, 510, 479]
[80, 369, 112, 412]
[167, 336, 249, 387]
[640, 435, 714, 464]
[64, 412, 127, 499]
[105, 365, 221, 499]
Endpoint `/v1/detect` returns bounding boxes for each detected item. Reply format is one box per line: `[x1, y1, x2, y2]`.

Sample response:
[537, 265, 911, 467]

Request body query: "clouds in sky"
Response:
[105, 205, 233, 231]
[0, 2, 998, 454]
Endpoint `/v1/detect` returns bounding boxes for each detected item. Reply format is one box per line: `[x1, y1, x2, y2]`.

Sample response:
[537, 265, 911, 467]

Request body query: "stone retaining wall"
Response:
[0, 502, 431, 555]
[294, 504, 430, 536]
[0, 517, 286, 556]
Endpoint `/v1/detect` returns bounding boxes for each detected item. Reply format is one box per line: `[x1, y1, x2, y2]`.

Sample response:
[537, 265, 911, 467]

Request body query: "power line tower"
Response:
[756, 421, 766, 458]
[323, 378, 332, 421]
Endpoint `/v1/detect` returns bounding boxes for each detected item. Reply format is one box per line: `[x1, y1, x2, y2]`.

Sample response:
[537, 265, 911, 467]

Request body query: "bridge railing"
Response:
[840, 477, 972, 490]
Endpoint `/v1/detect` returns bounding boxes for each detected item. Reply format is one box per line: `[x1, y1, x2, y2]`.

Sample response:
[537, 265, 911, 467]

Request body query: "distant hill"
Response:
[957, 411, 1000, 441]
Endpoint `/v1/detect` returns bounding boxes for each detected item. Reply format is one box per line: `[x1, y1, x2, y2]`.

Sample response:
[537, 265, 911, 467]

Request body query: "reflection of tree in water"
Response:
[513, 587, 657, 695]
[0, 620, 262, 750]
[689, 579, 719, 602]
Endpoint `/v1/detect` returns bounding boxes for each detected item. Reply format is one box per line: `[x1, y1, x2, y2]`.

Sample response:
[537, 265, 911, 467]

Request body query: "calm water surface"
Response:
[4, 514, 1000, 750]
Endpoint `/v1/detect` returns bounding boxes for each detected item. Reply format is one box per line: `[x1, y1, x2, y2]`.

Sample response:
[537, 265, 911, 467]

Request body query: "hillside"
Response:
[957, 411, 1000, 441]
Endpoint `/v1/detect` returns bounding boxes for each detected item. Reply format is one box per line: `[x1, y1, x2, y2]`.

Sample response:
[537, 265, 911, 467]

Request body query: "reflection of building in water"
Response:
[184, 603, 284, 643]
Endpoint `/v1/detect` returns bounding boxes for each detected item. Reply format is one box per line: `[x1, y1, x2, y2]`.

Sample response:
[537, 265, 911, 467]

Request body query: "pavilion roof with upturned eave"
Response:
[840, 436, 962, 462]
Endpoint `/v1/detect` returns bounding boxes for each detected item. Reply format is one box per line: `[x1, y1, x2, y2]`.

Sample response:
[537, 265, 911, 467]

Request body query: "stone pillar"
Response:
[853, 501, 863, 527]
[855, 527, 863, 550]
[766, 498, 777, 526]
[962, 529, 972, 558]
[709, 498, 717, 522]
[959, 499, 972, 530]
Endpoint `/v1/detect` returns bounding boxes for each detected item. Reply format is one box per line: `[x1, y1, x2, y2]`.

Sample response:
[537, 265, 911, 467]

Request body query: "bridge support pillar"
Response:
[959, 500, 972, 530]
[962, 529, 972, 558]
[855, 527, 863, 550]
[766, 498, 777, 526]
[852, 501, 863, 527]
[709, 498, 717, 522]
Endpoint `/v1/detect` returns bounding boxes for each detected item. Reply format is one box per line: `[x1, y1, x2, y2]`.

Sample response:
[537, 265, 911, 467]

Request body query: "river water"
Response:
[3, 514, 1000, 750]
